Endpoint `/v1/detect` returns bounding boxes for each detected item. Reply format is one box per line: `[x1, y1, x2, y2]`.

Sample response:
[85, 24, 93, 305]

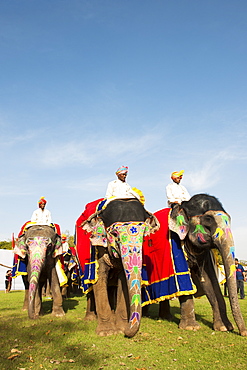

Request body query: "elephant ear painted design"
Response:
[144, 214, 160, 236]
[87, 218, 108, 248]
[14, 237, 28, 258]
[52, 236, 64, 258]
[169, 208, 189, 240]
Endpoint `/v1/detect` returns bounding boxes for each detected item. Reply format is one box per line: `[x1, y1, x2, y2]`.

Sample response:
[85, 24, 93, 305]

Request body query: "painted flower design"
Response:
[125, 252, 142, 273]
[121, 244, 129, 256]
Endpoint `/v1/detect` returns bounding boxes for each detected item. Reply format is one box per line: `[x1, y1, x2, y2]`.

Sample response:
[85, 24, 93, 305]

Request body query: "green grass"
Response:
[0, 287, 247, 370]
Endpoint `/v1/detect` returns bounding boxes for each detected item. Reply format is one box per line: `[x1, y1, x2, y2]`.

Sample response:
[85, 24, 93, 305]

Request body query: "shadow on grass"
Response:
[144, 301, 214, 330]
[41, 297, 80, 315]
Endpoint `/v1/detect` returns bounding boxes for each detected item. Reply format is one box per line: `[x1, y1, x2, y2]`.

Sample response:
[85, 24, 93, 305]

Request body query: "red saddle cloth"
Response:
[75, 198, 104, 272]
[143, 208, 175, 283]
[18, 221, 61, 237]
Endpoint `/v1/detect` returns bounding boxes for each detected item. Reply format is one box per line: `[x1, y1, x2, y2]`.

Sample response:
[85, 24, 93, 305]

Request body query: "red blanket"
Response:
[143, 208, 175, 283]
[75, 198, 104, 272]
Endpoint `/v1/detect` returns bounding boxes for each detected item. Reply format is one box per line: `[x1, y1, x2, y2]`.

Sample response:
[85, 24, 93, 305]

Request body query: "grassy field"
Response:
[0, 287, 247, 370]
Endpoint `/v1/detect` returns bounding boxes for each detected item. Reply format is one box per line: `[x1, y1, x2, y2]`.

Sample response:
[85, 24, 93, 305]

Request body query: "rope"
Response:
[0, 263, 13, 269]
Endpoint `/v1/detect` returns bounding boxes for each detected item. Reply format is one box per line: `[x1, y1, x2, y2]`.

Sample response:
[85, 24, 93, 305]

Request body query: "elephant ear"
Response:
[52, 235, 63, 258]
[82, 214, 108, 247]
[144, 213, 160, 236]
[169, 205, 189, 240]
[14, 237, 28, 258]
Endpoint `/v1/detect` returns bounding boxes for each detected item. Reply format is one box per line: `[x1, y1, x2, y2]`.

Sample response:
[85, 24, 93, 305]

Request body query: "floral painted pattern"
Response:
[107, 222, 147, 329]
[27, 237, 48, 301]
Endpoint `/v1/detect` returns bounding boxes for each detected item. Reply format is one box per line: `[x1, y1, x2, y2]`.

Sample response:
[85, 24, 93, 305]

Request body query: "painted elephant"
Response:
[166, 193, 247, 336]
[61, 251, 81, 298]
[14, 225, 65, 319]
[78, 198, 159, 337]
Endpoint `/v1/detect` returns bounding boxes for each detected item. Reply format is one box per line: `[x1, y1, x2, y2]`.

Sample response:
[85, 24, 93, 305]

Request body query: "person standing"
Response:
[5, 270, 12, 293]
[166, 170, 191, 207]
[31, 196, 52, 225]
[235, 258, 246, 299]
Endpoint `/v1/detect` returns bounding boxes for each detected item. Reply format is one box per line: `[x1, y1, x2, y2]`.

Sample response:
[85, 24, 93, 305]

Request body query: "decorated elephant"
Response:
[76, 198, 159, 337]
[14, 224, 66, 319]
[144, 194, 247, 336]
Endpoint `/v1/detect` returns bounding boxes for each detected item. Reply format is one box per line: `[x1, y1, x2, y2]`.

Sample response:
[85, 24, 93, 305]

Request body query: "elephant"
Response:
[77, 198, 159, 338]
[14, 224, 65, 319]
[158, 193, 247, 336]
[61, 250, 81, 298]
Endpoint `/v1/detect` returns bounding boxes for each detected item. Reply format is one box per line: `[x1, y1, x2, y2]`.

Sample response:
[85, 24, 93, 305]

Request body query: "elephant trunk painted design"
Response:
[27, 236, 49, 319]
[107, 222, 146, 337]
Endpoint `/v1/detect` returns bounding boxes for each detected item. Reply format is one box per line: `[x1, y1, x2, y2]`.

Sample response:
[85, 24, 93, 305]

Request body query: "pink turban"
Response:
[116, 166, 128, 175]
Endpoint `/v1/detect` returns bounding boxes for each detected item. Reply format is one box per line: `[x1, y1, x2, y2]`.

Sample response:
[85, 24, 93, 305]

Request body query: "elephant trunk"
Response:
[117, 223, 146, 338]
[121, 252, 142, 338]
[27, 237, 48, 319]
[213, 215, 247, 336]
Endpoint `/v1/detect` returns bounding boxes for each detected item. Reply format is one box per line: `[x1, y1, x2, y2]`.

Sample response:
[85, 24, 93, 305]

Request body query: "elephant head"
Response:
[169, 193, 247, 336]
[15, 225, 62, 319]
[82, 198, 159, 337]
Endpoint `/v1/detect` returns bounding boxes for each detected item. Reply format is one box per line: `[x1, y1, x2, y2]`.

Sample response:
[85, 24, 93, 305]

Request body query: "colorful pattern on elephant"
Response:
[107, 222, 146, 328]
[28, 237, 48, 300]
[193, 224, 208, 243]
[176, 214, 187, 235]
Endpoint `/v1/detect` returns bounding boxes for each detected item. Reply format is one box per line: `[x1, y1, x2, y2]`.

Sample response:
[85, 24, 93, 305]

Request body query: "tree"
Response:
[0, 241, 13, 250]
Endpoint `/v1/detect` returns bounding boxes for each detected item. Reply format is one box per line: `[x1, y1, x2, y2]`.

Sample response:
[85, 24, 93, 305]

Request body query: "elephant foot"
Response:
[213, 321, 234, 332]
[96, 322, 119, 336]
[179, 319, 201, 331]
[240, 330, 247, 337]
[51, 308, 65, 317]
[115, 319, 128, 334]
[84, 312, 97, 321]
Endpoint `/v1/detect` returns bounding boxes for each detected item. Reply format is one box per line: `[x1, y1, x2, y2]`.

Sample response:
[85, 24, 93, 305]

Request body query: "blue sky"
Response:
[1, 1, 247, 260]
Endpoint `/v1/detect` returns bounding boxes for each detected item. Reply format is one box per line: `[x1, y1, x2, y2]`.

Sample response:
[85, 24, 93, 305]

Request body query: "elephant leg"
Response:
[84, 290, 97, 321]
[200, 258, 234, 332]
[23, 289, 29, 311]
[22, 275, 29, 311]
[179, 295, 200, 330]
[93, 258, 117, 336]
[114, 270, 129, 334]
[50, 267, 65, 317]
[159, 300, 173, 321]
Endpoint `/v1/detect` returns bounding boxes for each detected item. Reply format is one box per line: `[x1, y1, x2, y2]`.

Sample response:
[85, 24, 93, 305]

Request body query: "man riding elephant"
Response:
[13, 197, 67, 319]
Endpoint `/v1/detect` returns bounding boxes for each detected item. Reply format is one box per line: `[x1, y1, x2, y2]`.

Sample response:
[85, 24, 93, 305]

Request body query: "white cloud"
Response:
[185, 150, 238, 192]
[41, 132, 162, 168]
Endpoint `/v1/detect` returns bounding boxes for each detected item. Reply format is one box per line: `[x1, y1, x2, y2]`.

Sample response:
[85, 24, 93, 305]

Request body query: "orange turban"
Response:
[171, 170, 184, 180]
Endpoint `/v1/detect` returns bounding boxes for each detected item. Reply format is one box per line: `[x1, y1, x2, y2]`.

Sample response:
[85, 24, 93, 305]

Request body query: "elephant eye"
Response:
[201, 215, 215, 230]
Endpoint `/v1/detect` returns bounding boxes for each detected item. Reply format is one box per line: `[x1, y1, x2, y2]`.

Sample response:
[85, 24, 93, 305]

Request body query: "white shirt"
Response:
[105, 179, 140, 200]
[166, 182, 190, 207]
[31, 208, 52, 225]
[62, 241, 69, 253]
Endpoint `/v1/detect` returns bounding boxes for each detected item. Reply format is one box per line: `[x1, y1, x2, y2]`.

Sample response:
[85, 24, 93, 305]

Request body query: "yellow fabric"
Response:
[171, 170, 184, 179]
[132, 187, 145, 205]
[55, 258, 68, 287]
